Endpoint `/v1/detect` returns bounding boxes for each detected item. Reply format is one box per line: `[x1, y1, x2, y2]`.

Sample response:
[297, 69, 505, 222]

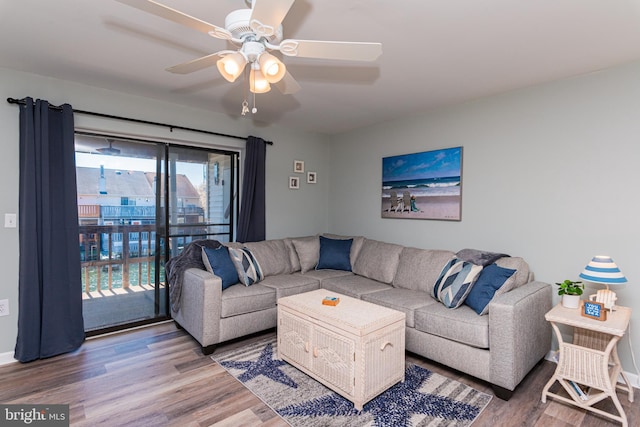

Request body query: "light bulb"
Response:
[266, 63, 279, 76]
[216, 52, 246, 82]
[250, 68, 271, 93]
[224, 61, 239, 76]
[258, 53, 286, 83]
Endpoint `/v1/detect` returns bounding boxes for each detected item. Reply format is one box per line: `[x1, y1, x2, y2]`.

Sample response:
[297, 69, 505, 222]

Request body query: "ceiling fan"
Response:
[96, 139, 121, 155]
[116, 0, 382, 113]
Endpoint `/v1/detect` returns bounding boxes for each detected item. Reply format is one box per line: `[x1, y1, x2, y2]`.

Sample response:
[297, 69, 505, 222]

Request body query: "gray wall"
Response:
[2, 59, 640, 378]
[328, 59, 640, 374]
[0, 67, 330, 356]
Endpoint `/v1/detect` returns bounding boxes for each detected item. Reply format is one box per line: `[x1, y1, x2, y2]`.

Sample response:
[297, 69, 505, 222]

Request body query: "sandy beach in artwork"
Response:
[381, 195, 461, 220]
[382, 147, 462, 220]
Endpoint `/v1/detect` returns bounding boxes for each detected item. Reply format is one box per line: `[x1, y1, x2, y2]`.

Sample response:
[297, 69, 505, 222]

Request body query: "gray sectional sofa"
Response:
[172, 234, 552, 400]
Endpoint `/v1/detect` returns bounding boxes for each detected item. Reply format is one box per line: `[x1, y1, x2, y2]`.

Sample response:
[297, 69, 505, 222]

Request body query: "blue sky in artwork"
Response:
[383, 147, 461, 182]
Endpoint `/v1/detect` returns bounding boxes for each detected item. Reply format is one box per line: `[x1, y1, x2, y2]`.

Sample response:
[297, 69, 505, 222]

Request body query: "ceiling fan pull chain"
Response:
[252, 91, 258, 114]
[241, 66, 251, 115]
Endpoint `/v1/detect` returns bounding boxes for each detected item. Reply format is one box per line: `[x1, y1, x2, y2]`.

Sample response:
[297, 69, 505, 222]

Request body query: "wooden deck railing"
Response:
[79, 224, 161, 294]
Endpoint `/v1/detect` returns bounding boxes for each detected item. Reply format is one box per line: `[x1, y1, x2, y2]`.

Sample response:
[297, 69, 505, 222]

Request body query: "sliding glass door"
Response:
[75, 134, 237, 333]
[166, 146, 237, 260]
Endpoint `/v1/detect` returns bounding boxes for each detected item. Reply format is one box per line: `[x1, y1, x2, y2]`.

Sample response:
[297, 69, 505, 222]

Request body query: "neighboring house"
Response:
[144, 172, 204, 225]
[77, 166, 202, 225]
[76, 166, 204, 259]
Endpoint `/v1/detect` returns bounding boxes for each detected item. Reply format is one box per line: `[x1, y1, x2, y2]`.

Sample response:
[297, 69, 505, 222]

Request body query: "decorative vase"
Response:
[562, 294, 581, 309]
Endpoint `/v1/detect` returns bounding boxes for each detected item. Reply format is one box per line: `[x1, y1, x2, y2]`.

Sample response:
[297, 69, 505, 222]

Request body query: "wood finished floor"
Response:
[0, 322, 638, 426]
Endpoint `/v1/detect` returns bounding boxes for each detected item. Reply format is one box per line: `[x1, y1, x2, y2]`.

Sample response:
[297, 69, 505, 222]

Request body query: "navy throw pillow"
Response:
[465, 263, 516, 315]
[202, 246, 239, 290]
[316, 236, 353, 271]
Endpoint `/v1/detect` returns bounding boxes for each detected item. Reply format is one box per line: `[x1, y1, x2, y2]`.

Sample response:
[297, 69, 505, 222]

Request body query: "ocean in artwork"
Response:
[382, 175, 461, 198]
[382, 147, 462, 220]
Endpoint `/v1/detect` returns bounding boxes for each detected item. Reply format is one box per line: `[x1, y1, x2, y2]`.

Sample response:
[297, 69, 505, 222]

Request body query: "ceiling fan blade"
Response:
[115, 0, 232, 40]
[279, 40, 382, 61]
[274, 71, 301, 95]
[166, 51, 233, 74]
[249, 0, 295, 38]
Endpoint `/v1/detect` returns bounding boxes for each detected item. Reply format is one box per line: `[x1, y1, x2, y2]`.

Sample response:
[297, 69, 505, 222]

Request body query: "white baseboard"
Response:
[625, 372, 640, 390]
[0, 351, 17, 366]
[545, 350, 640, 390]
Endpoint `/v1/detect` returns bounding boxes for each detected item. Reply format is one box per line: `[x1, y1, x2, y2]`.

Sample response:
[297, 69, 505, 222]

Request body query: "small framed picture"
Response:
[294, 160, 305, 173]
[289, 176, 299, 189]
[581, 301, 607, 321]
[307, 171, 317, 184]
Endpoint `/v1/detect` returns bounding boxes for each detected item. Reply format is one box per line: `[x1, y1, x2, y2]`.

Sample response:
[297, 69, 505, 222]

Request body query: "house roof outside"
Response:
[76, 167, 200, 202]
[144, 172, 201, 201]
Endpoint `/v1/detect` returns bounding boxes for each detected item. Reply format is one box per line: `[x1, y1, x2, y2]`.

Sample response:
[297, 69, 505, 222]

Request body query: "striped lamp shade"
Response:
[579, 256, 627, 285]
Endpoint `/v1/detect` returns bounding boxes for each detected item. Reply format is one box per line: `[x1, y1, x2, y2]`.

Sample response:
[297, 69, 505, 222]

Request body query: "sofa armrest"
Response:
[173, 268, 222, 348]
[488, 281, 552, 391]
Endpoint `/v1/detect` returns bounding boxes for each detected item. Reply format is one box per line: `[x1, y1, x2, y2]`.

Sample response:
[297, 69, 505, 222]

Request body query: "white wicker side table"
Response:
[541, 303, 634, 426]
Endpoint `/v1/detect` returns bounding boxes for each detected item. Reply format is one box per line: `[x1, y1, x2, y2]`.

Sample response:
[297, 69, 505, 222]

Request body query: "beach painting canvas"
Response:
[382, 147, 462, 220]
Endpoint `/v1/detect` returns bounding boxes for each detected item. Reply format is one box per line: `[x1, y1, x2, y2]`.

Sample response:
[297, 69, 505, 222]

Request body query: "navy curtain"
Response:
[236, 136, 267, 242]
[14, 98, 85, 362]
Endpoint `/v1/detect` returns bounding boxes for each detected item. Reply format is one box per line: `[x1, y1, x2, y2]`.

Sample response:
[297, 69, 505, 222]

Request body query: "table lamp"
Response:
[579, 255, 627, 311]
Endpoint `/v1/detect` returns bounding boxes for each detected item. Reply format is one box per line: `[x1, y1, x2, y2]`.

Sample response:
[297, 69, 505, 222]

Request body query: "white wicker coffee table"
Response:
[277, 289, 406, 410]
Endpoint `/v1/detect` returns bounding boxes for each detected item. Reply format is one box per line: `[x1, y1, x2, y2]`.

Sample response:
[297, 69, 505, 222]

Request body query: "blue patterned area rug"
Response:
[212, 335, 491, 426]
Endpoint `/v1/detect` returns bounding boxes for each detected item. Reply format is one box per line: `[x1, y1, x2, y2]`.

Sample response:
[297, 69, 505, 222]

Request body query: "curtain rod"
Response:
[6, 97, 273, 145]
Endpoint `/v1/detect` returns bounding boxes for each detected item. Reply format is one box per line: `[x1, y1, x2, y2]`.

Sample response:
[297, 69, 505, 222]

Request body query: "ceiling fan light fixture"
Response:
[96, 139, 121, 155]
[216, 52, 247, 82]
[249, 67, 271, 93]
[258, 52, 286, 83]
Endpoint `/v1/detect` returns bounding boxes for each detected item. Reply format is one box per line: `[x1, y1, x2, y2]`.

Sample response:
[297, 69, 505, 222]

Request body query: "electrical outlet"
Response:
[0, 299, 9, 316]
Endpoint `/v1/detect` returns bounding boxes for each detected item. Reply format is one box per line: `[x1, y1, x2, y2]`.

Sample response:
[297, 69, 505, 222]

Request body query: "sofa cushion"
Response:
[352, 238, 404, 284]
[259, 274, 320, 300]
[316, 236, 352, 271]
[283, 238, 302, 272]
[292, 236, 320, 273]
[361, 288, 438, 328]
[465, 263, 517, 315]
[220, 283, 276, 318]
[393, 247, 456, 292]
[228, 247, 264, 286]
[321, 274, 391, 299]
[201, 246, 239, 290]
[295, 269, 353, 284]
[432, 259, 483, 308]
[495, 257, 530, 288]
[322, 234, 365, 267]
[244, 239, 293, 276]
[414, 303, 490, 349]
[223, 241, 243, 250]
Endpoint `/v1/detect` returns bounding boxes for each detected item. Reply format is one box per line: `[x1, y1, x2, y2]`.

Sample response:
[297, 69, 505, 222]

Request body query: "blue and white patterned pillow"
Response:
[228, 247, 264, 286]
[433, 258, 483, 308]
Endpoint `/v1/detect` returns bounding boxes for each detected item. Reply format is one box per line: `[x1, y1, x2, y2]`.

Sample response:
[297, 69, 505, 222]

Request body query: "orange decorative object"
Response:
[322, 296, 340, 306]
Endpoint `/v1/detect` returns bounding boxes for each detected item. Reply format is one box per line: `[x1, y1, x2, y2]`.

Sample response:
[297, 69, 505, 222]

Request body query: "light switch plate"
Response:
[4, 213, 16, 228]
[0, 299, 9, 316]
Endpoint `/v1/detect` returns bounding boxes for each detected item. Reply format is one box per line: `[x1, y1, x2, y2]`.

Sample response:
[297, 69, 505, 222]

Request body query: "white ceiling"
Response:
[2, 0, 640, 135]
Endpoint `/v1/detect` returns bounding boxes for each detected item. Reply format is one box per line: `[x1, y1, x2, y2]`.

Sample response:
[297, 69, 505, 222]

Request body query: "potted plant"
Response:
[556, 280, 584, 309]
